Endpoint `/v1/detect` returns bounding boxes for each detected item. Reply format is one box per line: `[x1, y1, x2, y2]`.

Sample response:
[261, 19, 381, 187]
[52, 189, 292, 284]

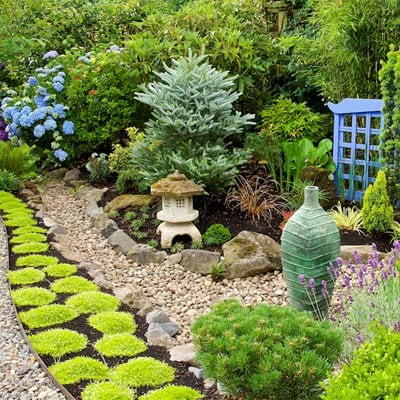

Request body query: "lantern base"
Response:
[157, 221, 202, 249]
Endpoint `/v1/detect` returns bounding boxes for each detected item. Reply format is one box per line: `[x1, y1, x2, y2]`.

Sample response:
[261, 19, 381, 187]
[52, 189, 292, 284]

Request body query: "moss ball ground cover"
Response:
[0, 191, 215, 400]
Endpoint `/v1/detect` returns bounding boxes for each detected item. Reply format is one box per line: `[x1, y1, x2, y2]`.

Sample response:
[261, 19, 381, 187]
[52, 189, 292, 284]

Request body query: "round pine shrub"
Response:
[88, 311, 137, 335]
[8, 267, 45, 285]
[202, 224, 231, 246]
[50, 276, 99, 294]
[11, 287, 56, 307]
[110, 357, 175, 388]
[12, 242, 49, 254]
[82, 382, 134, 400]
[10, 233, 47, 244]
[13, 225, 47, 235]
[16, 255, 59, 267]
[43, 263, 77, 277]
[191, 299, 343, 400]
[49, 356, 109, 385]
[28, 328, 88, 358]
[139, 385, 203, 400]
[94, 334, 147, 357]
[65, 291, 120, 314]
[19, 304, 79, 329]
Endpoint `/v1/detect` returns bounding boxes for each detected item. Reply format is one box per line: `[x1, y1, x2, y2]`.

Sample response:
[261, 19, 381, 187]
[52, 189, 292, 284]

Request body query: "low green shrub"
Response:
[19, 304, 79, 329]
[4, 217, 37, 227]
[139, 385, 203, 400]
[49, 356, 109, 385]
[321, 324, 400, 399]
[202, 224, 231, 246]
[88, 311, 137, 335]
[110, 357, 175, 388]
[10, 233, 47, 244]
[65, 291, 120, 314]
[28, 328, 88, 358]
[86, 153, 111, 183]
[43, 263, 77, 277]
[50, 276, 99, 294]
[13, 225, 47, 235]
[0, 200, 25, 210]
[8, 267, 45, 285]
[0, 141, 37, 180]
[191, 299, 343, 400]
[3, 210, 35, 219]
[361, 170, 394, 234]
[0, 170, 22, 193]
[16, 255, 58, 267]
[0, 190, 16, 202]
[94, 333, 147, 357]
[11, 287, 56, 307]
[12, 242, 49, 254]
[82, 382, 134, 400]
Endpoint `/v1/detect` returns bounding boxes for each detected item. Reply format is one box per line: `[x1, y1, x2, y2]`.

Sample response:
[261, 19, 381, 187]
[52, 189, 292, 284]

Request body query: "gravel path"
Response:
[41, 183, 288, 344]
[0, 220, 65, 400]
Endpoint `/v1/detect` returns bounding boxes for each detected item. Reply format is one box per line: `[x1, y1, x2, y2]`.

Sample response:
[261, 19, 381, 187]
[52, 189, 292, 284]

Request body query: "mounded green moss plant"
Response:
[28, 329, 88, 359]
[88, 311, 137, 334]
[94, 334, 147, 357]
[4, 217, 37, 227]
[50, 276, 99, 294]
[0, 200, 26, 210]
[65, 291, 120, 314]
[8, 267, 46, 285]
[361, 170, 394, 234]
[16, 254, 59, 267]
[49, 356, 109, 385]
[19, 304, 79, 329]
[82, 381, 134, 400]
[3, 210, 34, 219]
[12, 242, 49, 254]
[202, 224, 231, 246]
[0, 190, 16, 201]
[109, 357, 175, 388]
[43, 263, 77, 277]
[11, 287, 56, 307]
[10, 233, 47, 244]
[139, 385, 203, 400]
[13, 225, 47, 235]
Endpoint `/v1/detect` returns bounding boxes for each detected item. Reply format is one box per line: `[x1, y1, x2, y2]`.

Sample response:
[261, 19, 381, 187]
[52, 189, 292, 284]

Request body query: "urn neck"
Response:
[303, 186, 320, 208]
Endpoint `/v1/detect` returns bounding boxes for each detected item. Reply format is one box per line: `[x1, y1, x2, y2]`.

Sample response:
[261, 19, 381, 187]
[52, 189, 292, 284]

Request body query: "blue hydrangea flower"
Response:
[108, 45, 121, 53]
[34, 95, 46, 107]
[1, 97, 12, 107]
[62, 120, 74, 135]
[8, 123, 19, 137]
[36, 86, 49, 96]
[2, 106, 16, 120]
[44, 118, 57, 131]
[53, 75, 64, 84]
[33, 124, 46, 138]
[19, 114, 34, 128]
[52, 104, 66, 119]
[53, 82, 64, 92]
[58, 71, 66, 77]
[54, 148, 68, 161]
[30, 107, 47, 122]
[11, 111, 21, 124]
[27, 76, 39, 86]
[43, 50, 59, 59]
[78, 56, 90, 63]
[21, 106, 32, 115]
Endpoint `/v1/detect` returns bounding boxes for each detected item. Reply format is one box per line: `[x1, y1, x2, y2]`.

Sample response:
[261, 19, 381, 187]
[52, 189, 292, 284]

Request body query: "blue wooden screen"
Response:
[328, 99, 384, 202]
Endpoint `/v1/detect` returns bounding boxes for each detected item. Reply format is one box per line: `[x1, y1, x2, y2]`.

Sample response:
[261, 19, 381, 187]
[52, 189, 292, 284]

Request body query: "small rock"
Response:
[100, 219, 119, 238]
[148, 322, 180, 337]
[146, 309, 170, 324]
[180, 249, 221, 275]
[145, 329, 175, 349]
[188, 366, 204, 379]
[107, 230, 136, 255]
[63, 168, 81, 185]
[169, 343, 198, 366]
[48, 224, 67, 235]
[127, 244, 167, 265]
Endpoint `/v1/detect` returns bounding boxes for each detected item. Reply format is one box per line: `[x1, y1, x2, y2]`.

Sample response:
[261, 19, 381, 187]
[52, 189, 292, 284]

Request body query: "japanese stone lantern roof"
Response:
[151, 171, 204, 197]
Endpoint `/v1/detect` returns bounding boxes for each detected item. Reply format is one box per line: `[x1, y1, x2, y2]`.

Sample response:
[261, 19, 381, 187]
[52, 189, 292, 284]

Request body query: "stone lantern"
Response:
[151, 171, 204, 249]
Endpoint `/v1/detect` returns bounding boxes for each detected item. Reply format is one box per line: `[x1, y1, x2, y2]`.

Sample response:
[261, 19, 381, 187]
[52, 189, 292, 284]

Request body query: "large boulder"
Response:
[180, 250, 221, 275]
[127, 244, 167, 265]
[104, 194, 153, 213]
[222, 231, 281, 279]
[107, 229, 136, 255]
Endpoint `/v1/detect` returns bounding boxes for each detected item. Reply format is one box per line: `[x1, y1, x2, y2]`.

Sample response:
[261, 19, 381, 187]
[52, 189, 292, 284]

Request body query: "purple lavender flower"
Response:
[308, 278, 316, 293]
[327, 263, 335, 278]
[353, 250, 362, 264]
[43, 50, 59, 59]
[321, 280, 328, 298]
[342, 275, 351, 288]
[393, 321, 399, 333]
[370, 301, 376, 308]
[299, 274, 307, 288]
[336, 257, 343, 268]
[0, 118, 7, 140]
[356, 333, 364, 344]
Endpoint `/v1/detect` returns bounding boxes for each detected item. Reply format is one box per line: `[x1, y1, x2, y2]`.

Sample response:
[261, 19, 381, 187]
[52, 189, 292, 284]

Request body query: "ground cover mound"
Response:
[1, 192, 223, 400]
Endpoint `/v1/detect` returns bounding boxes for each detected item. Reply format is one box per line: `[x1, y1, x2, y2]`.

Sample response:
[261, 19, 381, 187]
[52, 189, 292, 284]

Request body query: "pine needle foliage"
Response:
[11, 287, 56, 307]
[88, 311, 137, 335]
[191, 299, 343, 400]
[133, 51, 254, 191]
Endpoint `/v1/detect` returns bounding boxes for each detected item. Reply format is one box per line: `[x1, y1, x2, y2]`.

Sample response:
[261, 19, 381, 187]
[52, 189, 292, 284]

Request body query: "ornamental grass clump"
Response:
[82, 382, 134, 400]
[191, 299, 343, 400]
[50, 276, 99, 293]
[12, 242, 49, 254]
[16, 254, 58, 267]
[10, 233, 47, 244]
[66, 291, 120, 314]
[94, 333, 147, 357]
[329, 202, 363, 232]
[8, 267, 45, 285]
[11, 287, 56, 307]
[139, 385, 203, 400]
[19, 304, 79, 329]
[110, 357, 175, 388]
[28, 329, 88, 359]
[43, 263, 77, 277]
[88, 311, 137, 334]
[49, 356, 109, 385]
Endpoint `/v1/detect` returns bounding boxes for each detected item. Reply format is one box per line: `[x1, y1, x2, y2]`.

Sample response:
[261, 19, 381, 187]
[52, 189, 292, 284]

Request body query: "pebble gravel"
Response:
[0, 221, 65, 400]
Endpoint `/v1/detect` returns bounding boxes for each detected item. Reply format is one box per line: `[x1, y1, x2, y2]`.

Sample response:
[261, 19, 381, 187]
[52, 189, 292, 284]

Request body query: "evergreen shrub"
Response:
[191, 299, 343, 400]
[202, 224, 231, 246]
[0, 170, 22, 192]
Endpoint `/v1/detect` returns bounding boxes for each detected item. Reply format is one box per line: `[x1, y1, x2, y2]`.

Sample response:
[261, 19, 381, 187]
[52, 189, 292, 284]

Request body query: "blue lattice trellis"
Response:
[328, 99, 384, 202]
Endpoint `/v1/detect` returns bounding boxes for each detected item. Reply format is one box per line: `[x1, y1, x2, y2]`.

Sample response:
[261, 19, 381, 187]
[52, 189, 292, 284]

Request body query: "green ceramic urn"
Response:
[281, 186, 340, 316]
